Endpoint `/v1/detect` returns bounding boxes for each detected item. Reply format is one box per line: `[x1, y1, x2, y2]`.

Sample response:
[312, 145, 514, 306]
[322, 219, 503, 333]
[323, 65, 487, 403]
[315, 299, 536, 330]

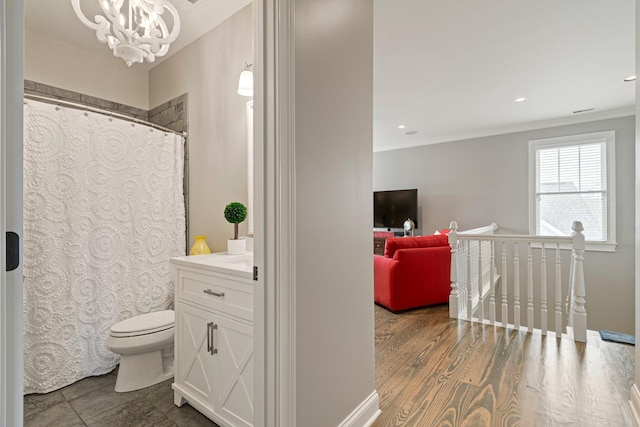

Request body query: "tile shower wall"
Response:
[24, 80, 148, 120]
[24, 81, 190, 253]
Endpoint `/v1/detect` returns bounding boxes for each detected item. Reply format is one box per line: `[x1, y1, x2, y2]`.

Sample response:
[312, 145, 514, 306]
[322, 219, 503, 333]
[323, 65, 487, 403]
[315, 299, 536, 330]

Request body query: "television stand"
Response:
[373, 231, 396, 255]
[374, 237, 387, 255]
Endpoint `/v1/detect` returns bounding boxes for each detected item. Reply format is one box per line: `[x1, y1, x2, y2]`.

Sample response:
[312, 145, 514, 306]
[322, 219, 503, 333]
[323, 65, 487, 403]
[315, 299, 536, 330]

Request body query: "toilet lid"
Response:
[111, 310, 175, 336]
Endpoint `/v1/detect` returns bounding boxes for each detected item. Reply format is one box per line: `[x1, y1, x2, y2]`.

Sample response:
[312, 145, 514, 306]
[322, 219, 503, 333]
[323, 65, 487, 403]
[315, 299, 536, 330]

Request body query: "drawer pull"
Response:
[206, 322, 213, 354]
[203, 289, 225, 298]
[211, 323, 218, 355]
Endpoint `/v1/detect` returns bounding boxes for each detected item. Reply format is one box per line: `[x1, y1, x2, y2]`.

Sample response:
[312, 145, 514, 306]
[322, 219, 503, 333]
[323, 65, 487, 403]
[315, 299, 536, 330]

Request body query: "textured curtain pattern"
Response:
[23, 100, 186, 393]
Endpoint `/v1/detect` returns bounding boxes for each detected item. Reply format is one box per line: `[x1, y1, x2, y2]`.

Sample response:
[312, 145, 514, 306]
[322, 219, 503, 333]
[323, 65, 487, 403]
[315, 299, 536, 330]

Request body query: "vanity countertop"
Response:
[171, 252, 253, 279]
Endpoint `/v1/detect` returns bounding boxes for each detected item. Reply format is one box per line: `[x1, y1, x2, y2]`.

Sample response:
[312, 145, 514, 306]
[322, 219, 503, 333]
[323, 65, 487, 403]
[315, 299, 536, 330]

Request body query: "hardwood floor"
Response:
[372, 304, 635, 427]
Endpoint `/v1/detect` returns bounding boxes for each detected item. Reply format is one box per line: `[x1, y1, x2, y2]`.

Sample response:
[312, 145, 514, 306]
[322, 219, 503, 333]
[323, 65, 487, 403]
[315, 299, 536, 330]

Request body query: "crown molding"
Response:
[373, 107, 636, 153]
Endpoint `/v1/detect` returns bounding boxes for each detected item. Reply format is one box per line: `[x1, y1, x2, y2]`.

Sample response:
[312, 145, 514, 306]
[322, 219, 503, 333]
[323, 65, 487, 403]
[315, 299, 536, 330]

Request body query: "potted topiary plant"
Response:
[224, 202, 247, 254]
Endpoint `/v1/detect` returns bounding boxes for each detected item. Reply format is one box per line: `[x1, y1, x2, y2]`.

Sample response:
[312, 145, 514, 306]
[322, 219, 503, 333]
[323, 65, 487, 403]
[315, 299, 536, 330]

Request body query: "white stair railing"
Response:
[448, 223, 499, 321]
[448, 220, 587, 342]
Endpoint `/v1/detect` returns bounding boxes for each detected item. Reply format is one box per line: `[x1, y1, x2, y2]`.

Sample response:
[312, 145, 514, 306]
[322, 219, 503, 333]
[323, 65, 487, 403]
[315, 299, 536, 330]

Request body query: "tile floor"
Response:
[23, 368, 218, 427]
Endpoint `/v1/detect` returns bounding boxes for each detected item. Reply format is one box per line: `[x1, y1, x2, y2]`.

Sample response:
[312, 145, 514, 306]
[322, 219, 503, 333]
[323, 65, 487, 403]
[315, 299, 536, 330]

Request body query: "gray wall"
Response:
[294, 0, 377, 425]
[149, 5, 253, 253]
[25, 31, 149, 109]
[374, 116, 635, 334]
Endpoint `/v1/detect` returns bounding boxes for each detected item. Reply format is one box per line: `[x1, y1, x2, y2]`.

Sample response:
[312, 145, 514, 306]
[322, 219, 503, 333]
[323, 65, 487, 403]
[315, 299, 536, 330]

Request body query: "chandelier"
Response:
[71, 0, 181, 67]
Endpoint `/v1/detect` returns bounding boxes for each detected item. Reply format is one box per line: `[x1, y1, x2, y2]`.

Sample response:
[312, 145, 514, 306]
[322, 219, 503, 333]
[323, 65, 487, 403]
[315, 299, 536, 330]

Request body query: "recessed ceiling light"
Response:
[404, 131, 418, 136]
[514, 97, 528, 103]
[623, 75, 636, 82]
[573, 108, 595, 114]
[397, 124, 406, 129]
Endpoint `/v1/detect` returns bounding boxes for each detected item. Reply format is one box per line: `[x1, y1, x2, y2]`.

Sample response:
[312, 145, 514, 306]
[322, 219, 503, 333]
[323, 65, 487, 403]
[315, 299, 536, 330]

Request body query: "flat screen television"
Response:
[373, 189, 418, 231]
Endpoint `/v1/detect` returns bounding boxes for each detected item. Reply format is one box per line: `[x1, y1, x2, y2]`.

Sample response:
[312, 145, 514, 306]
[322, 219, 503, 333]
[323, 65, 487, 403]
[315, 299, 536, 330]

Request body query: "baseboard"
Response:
[629, 384, 640, 426]
[337, 390, 381, 427]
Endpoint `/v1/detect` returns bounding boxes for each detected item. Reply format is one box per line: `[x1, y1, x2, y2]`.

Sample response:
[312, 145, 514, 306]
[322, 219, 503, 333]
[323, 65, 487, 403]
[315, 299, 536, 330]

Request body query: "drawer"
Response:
[176, 269, 253, 322]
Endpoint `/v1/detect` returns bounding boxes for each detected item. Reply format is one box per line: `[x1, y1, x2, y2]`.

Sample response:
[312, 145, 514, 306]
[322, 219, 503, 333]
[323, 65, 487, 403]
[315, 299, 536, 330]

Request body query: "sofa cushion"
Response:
[384, 234, 449, 258]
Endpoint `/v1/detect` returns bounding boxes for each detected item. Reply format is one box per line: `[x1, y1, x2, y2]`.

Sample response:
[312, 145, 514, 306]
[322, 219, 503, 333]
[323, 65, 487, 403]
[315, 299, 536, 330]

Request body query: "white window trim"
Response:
[528, 131, 617, 252]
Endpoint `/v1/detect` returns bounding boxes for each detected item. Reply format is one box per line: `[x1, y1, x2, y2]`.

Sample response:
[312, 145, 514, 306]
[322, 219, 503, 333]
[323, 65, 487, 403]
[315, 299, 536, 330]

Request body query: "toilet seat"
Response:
[110, 310, 175, 338]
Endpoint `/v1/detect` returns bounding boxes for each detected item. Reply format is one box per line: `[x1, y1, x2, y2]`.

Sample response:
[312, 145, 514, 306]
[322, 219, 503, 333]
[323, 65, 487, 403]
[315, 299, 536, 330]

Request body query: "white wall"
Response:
[293, 0, 377, 425]
[24, 31, 148, 110]
[149, 5, 252, 253]
[375, 116, 636, 335]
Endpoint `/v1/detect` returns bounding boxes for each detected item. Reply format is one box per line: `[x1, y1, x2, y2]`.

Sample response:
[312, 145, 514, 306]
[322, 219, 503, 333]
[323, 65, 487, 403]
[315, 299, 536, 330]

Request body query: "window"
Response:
[529, 131, 616, 252]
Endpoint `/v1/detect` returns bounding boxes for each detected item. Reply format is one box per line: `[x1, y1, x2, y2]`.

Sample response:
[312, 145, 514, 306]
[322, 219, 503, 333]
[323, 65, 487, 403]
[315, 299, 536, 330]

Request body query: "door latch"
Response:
[6, 231, 19, 271]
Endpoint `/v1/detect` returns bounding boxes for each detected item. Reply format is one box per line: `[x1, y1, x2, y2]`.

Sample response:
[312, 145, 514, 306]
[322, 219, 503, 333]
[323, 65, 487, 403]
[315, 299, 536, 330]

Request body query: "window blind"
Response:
[536, 142, 606, 241]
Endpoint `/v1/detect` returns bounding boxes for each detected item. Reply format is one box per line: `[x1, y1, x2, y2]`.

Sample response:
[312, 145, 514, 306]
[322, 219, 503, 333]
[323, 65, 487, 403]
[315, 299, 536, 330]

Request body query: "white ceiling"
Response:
[374, 0, 636, 151]
[25, 0, 252, 70]
[26, 1, 636, 152]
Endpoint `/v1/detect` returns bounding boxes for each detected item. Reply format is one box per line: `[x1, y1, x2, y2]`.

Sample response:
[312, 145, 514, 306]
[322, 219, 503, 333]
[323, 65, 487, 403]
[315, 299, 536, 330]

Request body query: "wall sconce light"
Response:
[237, 62, 254, 97]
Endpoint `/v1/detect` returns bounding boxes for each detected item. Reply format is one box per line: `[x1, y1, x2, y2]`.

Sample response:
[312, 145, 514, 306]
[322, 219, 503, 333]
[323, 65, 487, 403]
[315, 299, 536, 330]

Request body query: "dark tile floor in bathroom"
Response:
[23, 368, 219, 427]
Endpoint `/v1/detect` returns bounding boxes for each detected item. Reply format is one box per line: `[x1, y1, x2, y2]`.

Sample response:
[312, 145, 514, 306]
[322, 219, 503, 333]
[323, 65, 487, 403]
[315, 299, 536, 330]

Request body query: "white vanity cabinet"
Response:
[171, 253, 254, 427]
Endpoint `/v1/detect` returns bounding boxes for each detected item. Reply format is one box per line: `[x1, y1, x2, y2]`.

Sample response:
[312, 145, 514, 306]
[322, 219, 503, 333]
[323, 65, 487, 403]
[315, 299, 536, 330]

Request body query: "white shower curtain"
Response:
[23, 100, 186, 394]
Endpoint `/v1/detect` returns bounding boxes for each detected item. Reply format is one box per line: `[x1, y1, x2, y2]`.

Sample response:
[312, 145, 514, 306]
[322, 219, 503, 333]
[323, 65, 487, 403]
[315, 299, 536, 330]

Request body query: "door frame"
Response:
[255, 0, 296, 425]
[1, 1, 24, 426]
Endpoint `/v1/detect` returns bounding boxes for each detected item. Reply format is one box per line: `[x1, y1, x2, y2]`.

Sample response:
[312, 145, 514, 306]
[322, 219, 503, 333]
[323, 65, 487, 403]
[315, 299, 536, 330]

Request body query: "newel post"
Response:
[570, 221, 587, 342]
[448, 221, 459, 319]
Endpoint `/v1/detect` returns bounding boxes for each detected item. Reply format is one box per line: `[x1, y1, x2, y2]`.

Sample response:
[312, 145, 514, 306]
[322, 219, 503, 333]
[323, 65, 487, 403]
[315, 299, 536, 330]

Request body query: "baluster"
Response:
[540, 243, 547, 335]
[555, 244, 562, 337]
[567, 245, 575, 325]
[489, 241, 496, 325]
[570, 221, 587, 342]
[467, 240, 473, 321]
[458, 241, 467, 316]
[477, 240, 484, 322]
[513, 242, 520, 329]
[527, 243, 534, 332]
[501, 241, 508, 327]
[448, 221, 459, 319]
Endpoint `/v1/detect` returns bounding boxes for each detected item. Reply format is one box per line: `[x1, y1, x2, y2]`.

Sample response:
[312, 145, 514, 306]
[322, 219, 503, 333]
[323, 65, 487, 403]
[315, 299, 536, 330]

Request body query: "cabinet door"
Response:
[176, 303, 217, 404]
[214, 314, 254, 427]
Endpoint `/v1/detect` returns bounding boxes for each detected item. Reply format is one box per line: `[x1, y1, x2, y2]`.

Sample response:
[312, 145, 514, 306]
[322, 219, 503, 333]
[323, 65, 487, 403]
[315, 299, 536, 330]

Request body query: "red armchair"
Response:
[374, 234, 451, 312]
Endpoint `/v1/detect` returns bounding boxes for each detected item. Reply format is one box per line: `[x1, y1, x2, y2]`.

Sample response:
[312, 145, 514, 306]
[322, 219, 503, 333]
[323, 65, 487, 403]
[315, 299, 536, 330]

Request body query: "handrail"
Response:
[448, 220, 587, 342]
[455, 233, 572, 245]
[458, 222, 498, 235]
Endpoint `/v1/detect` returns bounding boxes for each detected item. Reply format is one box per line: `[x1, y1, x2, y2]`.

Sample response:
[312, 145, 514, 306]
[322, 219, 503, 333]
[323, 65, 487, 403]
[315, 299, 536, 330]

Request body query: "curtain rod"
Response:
[24, 93, 188, 138]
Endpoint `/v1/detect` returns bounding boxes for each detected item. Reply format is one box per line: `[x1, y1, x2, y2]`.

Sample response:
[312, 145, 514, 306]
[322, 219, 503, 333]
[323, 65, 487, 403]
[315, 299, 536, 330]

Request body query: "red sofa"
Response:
[374, 233, 451, 312]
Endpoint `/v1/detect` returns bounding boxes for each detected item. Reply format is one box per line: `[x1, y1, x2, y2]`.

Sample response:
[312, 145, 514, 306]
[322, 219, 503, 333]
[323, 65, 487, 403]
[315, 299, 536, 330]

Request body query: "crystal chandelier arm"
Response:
[142, 18, 171, 56]
[135, 0, 181, 49]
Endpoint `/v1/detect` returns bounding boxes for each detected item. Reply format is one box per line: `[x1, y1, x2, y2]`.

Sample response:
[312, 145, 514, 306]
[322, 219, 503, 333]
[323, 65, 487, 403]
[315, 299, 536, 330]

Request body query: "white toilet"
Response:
[107, 309, 175, 392]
